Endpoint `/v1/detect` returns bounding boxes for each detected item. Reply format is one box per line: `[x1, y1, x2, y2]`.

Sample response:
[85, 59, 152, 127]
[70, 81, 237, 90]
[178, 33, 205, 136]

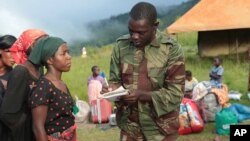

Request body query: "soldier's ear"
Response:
[154, 21, 159, 27]
[154, 20, 159, 28]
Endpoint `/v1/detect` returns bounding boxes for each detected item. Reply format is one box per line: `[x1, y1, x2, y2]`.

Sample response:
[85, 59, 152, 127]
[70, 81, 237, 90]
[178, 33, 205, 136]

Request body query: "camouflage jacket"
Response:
[109, 31, 185, 139]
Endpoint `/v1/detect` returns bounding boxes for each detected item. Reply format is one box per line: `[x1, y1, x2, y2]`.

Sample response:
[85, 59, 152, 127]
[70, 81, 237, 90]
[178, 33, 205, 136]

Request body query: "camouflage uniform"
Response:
[109, 31, 185, 141]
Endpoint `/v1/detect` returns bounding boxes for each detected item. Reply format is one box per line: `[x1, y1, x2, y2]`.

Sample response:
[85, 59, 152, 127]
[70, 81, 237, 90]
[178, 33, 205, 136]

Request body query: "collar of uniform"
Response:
[149, 30, 163, 48]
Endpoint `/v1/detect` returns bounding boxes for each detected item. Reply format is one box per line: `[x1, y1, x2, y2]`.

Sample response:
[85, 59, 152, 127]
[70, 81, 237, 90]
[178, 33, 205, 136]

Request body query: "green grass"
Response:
[63, 32, 250, 140]
[77, 126, 119, 141]
[62, 45, 112, 100]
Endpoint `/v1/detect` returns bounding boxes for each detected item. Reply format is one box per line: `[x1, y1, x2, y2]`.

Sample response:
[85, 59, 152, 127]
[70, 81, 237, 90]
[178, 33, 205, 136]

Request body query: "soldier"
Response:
[104, 2, 185, 141]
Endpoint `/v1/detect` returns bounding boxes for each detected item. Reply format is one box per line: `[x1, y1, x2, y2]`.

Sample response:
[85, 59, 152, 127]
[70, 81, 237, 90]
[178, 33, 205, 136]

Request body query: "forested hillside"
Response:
[70, 0, 199, 55]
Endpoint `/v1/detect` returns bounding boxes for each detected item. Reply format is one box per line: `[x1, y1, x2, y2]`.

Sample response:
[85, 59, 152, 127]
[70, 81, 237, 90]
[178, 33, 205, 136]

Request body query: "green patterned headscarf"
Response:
[28, 36, 65, 66]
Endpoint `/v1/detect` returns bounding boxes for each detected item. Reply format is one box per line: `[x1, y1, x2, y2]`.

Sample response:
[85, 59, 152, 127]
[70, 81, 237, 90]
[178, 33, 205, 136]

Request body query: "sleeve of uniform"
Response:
[0, 66, 30, 128]
[109, 41, 122, 84]
[151, 41, 185, 117]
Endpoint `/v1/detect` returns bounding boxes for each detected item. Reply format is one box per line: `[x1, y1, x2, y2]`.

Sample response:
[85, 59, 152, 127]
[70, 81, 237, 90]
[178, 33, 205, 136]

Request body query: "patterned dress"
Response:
[30, 77, 75, 139]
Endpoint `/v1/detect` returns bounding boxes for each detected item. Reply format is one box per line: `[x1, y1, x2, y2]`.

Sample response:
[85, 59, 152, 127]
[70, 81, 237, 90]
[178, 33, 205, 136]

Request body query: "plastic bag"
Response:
[228, 90, 242, 100]
[179, 98, 204, 135]
[74, 96, 90, 123]
[216, 108, 238, 135]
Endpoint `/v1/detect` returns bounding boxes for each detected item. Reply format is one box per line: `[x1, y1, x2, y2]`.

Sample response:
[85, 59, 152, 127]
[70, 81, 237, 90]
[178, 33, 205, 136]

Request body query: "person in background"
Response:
[185, 70, 198, 98]
[87, 66, 107, 103]
[9, 30, 47, 65]
[0, 29, 47, 141]
[0, 35, 16, 140]
[105, 2, 185, 140]
[209, 57, 224, 88]
[30, 36, 76, 141]
[0, 35, 16, 103]
[87, 66, 106, 85]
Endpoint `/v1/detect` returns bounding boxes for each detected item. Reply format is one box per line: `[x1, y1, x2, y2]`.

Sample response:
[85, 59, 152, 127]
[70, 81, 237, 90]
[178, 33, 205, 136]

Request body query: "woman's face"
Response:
[51, 43, 71, 72]
[0, 49, 15, 68]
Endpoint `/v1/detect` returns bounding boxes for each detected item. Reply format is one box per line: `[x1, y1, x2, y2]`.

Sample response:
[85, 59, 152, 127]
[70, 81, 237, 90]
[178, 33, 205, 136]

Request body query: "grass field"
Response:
[63, 32, 250, 141]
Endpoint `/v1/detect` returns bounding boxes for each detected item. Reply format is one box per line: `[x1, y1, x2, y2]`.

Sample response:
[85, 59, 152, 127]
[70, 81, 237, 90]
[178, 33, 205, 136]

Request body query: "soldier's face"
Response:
[128, 18, 156, 48]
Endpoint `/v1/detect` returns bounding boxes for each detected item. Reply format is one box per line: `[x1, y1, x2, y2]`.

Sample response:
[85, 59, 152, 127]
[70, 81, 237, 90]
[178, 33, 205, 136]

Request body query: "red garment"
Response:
[47, 124, 77, 141]
[9, 29, 46, 64]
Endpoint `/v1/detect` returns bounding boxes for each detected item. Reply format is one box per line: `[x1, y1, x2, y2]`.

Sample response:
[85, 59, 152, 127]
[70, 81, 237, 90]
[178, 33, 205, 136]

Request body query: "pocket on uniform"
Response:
[148, 67, 165, 88]
[155, 110, 180, 135]
[121, 63, 133, 85]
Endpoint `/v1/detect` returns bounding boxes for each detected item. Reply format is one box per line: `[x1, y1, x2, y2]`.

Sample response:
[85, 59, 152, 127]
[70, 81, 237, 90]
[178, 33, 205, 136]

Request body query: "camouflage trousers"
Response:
[119, 110, 179, 141]
[120, 128, 179, 141]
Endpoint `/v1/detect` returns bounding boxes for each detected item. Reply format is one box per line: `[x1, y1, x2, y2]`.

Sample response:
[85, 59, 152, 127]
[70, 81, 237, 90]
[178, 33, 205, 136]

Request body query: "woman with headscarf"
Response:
[0, 29, 47, 141]
[29, 37, 76, 141]
[0, 35, 16, 104]
[9, 29, 47, 64]
[0, 35, 16, 140]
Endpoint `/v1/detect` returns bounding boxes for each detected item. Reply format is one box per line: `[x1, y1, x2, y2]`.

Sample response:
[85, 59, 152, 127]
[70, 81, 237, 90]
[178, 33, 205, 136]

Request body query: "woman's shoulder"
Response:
[31, 77, 53, 97]
[12, 65, 29, 74]
[36, 76, 52, 86]
[7, 65, 29, 80]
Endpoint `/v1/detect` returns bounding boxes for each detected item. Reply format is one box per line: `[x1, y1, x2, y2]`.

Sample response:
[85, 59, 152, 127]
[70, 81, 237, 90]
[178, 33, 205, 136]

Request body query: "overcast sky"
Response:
[0, 0, 186, 41]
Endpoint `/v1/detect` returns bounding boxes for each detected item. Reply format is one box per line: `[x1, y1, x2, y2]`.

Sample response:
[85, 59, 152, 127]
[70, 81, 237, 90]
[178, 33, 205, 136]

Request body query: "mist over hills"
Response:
[70, 0, 198, 55]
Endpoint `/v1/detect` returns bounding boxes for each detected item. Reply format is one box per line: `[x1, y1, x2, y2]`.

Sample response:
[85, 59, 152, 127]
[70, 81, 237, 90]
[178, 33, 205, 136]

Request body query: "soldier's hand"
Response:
[100, 83, 121, 94]
[120, 91, 138, 104]
[100, 86, 111, 94]
[119, 90, 152, 103]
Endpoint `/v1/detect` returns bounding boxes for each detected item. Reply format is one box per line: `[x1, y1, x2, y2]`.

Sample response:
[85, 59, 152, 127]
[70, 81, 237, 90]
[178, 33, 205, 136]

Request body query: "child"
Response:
[185, 70, 198, 98]
[87, 66, 106, 86]
[209, 57, 224, 88]
[87, 66, 108, 103]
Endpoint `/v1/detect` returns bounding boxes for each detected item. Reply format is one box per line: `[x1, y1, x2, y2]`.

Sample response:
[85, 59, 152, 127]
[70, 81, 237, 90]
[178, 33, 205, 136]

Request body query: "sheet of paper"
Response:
[102, 86, 128, 102]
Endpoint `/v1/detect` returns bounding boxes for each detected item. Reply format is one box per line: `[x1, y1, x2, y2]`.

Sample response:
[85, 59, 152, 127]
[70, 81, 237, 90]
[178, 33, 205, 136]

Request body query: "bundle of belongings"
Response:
[178, 81, 230, 135]
[191, 81, 228, 122]
[184, 81, 250, 135]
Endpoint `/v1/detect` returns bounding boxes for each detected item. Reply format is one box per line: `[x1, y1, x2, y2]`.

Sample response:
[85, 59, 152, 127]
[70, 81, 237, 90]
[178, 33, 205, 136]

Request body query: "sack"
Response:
[179, 98, 204, 135]
[74, 96, 90, 123]
[216, 108, 238, 135]
[192, 81, 212, 101]
[199, 92, 222, 122]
